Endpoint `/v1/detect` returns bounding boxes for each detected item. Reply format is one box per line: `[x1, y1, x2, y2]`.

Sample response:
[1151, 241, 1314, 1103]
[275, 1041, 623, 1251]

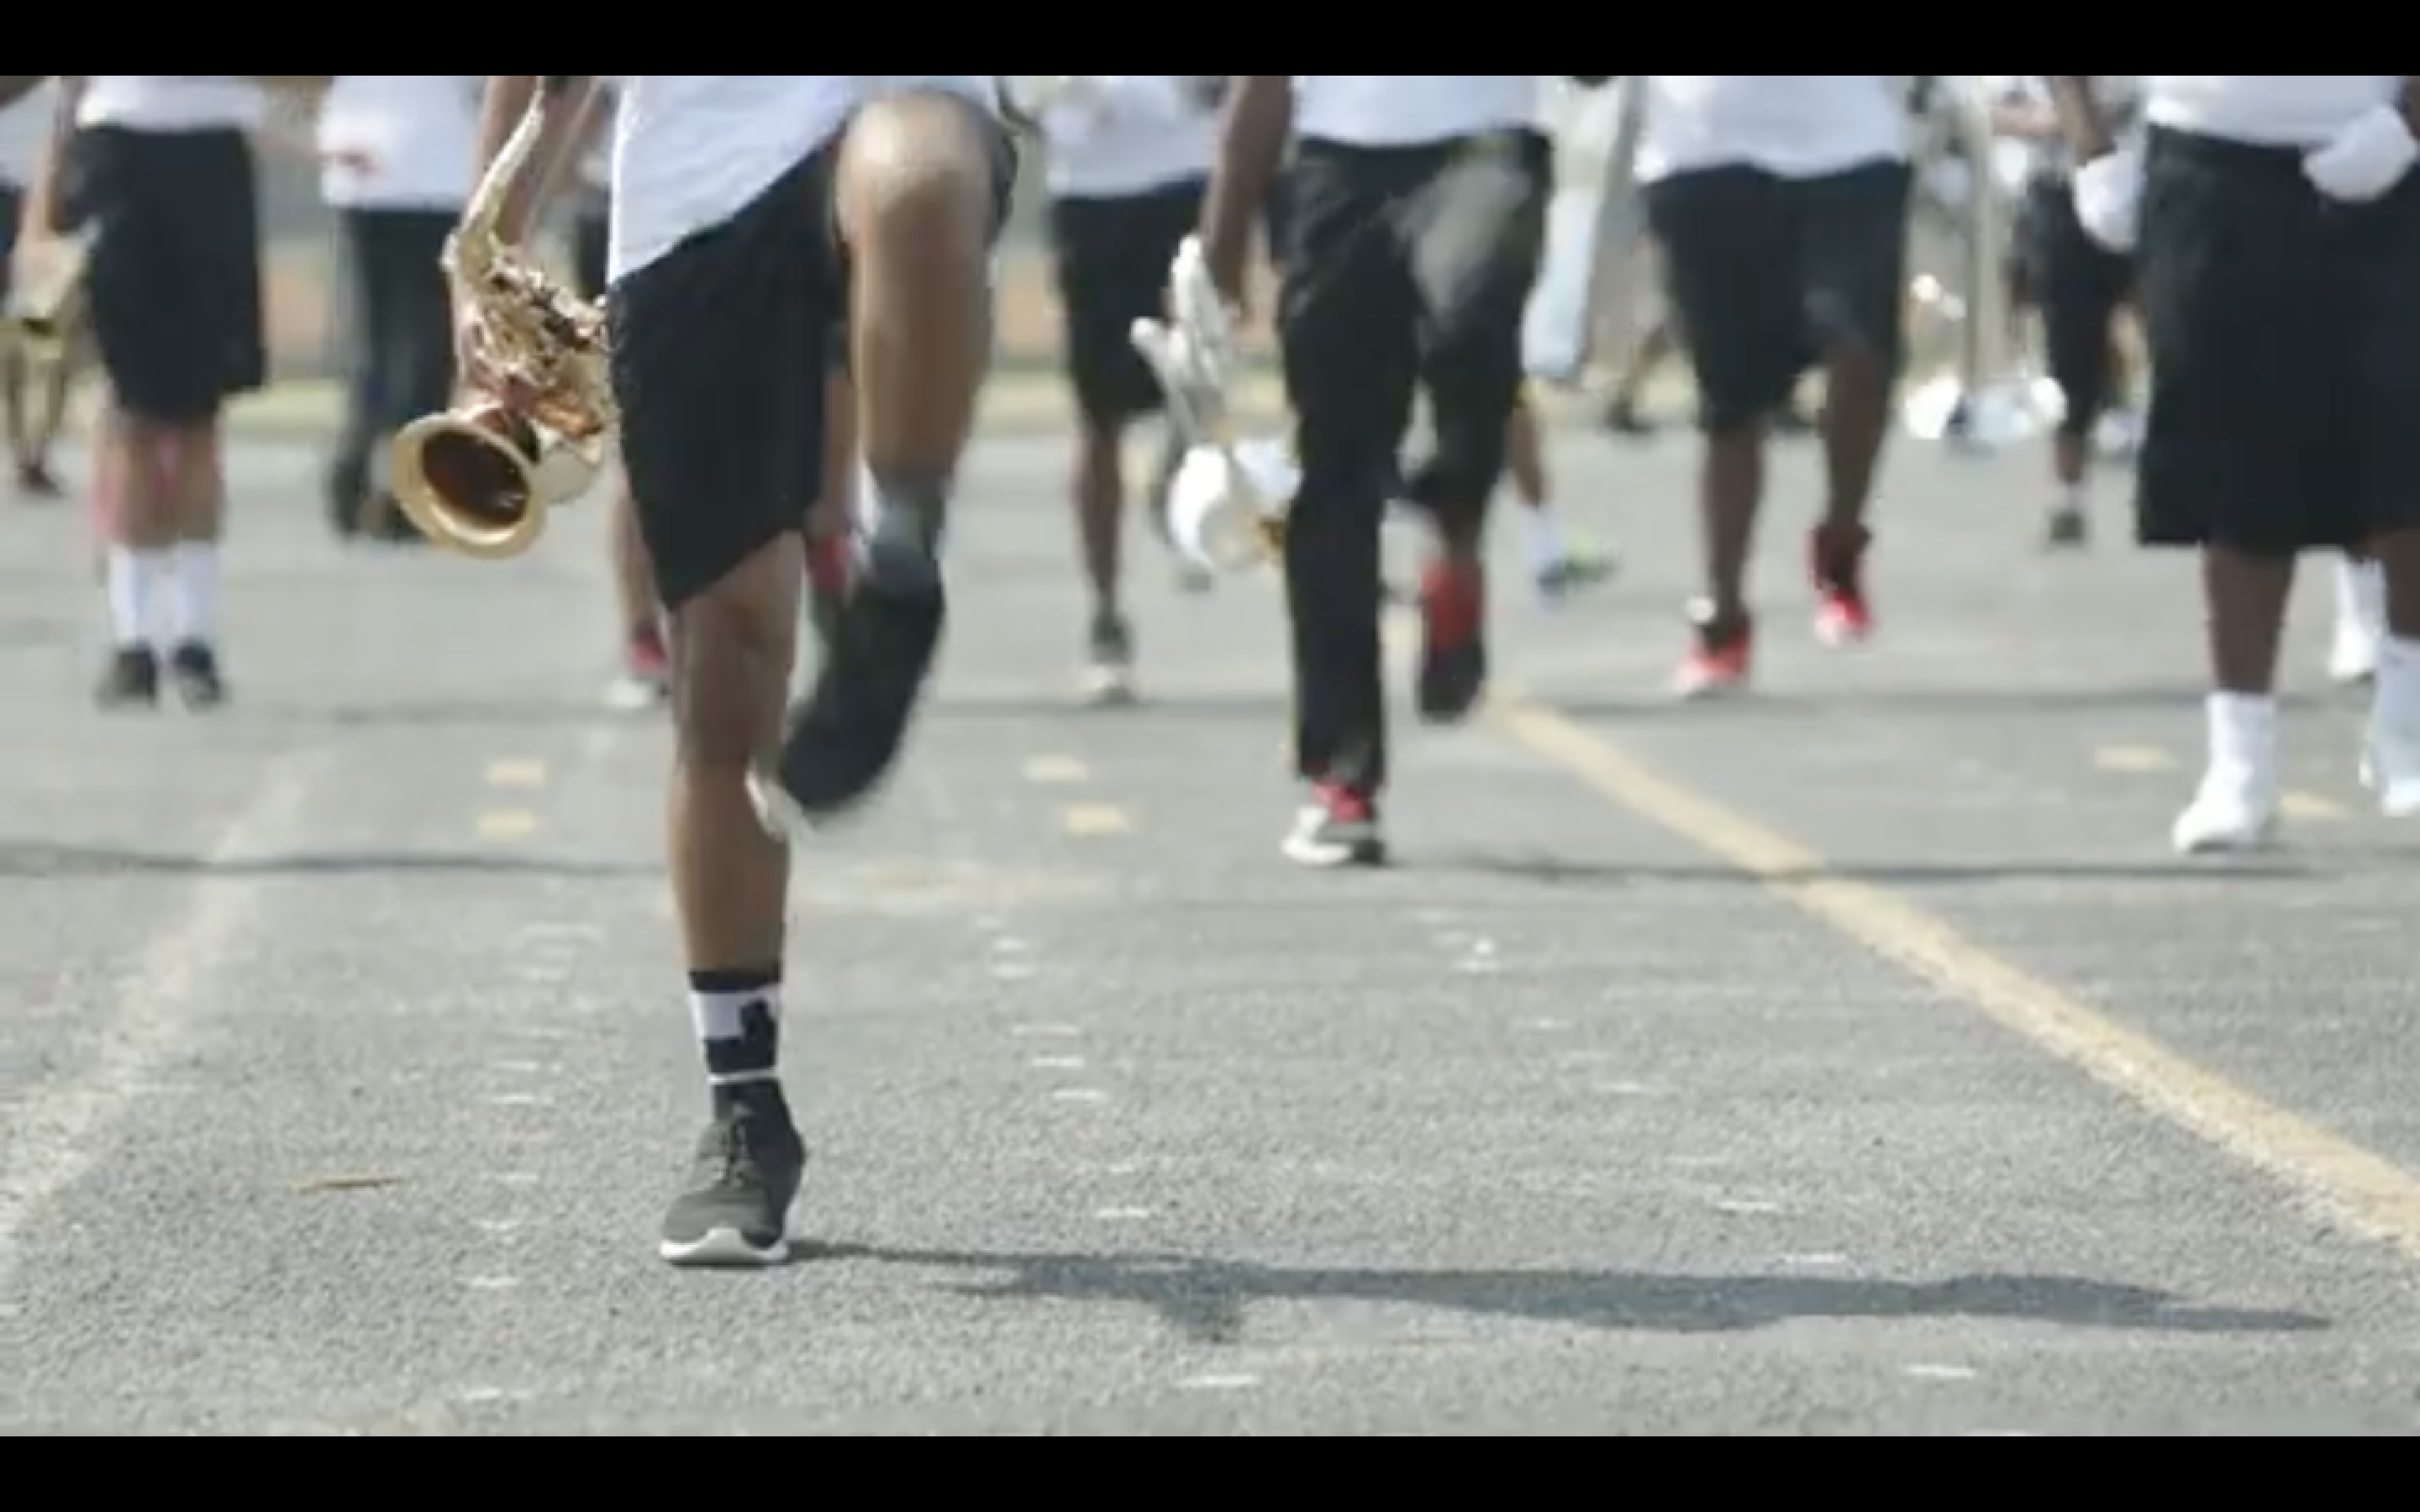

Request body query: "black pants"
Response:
[328, 207, 458, 524]
[2023, 175, 2133, 442]
[1279, 131, 1549, 798]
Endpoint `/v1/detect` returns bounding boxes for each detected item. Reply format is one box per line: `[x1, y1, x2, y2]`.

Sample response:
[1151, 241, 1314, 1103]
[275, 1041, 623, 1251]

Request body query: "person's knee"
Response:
[668, 542, 799, 771]
[835, 95, 995, 250]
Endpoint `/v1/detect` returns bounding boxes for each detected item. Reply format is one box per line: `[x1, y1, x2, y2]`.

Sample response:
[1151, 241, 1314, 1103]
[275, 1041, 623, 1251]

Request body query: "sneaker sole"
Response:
[659, 1226, 792, 1269]
[1281, 835, 1388, 869]
[764, 577, 947, 827]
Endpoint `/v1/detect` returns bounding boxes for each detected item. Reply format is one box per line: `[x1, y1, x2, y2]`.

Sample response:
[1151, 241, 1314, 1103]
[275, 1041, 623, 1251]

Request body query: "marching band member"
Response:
[1036, 75, 1219, 703]
[1637, 76, 1911, 699]
[1, 80, 68, 500]
[1993, 76, 2138, 549]
[2054, 76, 2420, 851]
[1202, 76, 1554, 868]
[457, 76, 1013, 1266]
[8, 76, 306, 711]
[318, 76, 481, 544]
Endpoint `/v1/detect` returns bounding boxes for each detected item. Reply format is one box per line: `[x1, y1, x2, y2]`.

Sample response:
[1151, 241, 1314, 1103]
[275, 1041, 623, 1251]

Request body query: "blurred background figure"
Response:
[316, 75, 481, 544]
[1, 78, 70, 500]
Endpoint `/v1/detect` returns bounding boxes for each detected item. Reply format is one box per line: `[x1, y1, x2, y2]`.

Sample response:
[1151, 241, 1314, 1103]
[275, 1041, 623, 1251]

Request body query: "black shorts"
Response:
[1646, 159, 1911, 433]
[608, 102, 1014, 610]
[2025, 172, 2133, 440]
[1050, 176, 1204, 427]
[0, 183, 18, 307]
[80, 125, 265, 426]
[2135, 127, 2420, 556]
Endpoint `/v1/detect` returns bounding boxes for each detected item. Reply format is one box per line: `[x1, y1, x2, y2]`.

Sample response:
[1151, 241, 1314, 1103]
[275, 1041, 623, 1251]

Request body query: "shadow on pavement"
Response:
[802, 1245, 2328, 1345]
[1449, 853, 2312, 889]
[0, 845, 655, 880]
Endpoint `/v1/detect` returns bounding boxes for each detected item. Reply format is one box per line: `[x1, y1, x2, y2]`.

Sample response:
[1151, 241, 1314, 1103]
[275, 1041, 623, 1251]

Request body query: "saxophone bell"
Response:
[1133, 236, 1296, 575]
[389, 401, 600, 559]
[389, 92, 616, 560]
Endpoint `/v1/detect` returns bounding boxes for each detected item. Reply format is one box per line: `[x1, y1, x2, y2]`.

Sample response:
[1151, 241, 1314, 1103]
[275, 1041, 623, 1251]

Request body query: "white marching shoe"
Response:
[2360, 725, 2420, 819]
[2172, 769, 2279, 855]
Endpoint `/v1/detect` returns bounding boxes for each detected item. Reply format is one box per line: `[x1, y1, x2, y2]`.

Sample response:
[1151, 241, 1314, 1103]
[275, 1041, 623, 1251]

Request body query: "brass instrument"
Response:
[3, 228, 92, 375]
[389, 93, 614, 560]
[1132, 235, 1297, 574]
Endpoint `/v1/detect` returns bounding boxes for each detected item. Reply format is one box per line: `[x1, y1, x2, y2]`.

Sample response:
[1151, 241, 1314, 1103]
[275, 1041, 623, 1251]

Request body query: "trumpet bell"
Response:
[389, 402, 596, 560]
[1165, 438, 1298, 575]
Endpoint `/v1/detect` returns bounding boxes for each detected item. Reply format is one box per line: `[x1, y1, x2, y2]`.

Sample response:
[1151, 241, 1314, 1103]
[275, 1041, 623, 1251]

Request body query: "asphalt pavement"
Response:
[4, 417, 2420, 1436]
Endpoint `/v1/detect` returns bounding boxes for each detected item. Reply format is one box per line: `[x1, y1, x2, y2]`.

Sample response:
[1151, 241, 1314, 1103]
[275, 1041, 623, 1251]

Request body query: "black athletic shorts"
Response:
[1049, 176, 1204, 427]
[0, 183, 18, 307]
[80, 124, 265, 426]
[2134, 126, 2420, 556]
[607, 99, 1014, 610]
[1646, 158, 1910, 434]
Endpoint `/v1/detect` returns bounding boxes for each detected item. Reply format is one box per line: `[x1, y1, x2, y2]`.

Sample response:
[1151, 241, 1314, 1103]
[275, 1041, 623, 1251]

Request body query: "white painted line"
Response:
[1180, 1373, 1261, 1393]
[464, 1276, 522, 1293]
[1906, 1364, 1979, 1383]
[1028, 1056, 1087, 1071]
[487, 1094, 551, 1109]
[1096, 1207, 1155, 1223]
[0, 748, 331, 1299]
[1712, 1200, 1784, 1217]
[1052, 1089, 1111, 1105]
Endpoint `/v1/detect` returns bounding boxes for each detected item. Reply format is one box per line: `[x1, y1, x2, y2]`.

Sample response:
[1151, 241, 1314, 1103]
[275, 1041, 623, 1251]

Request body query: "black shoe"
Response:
[1416, 561, 1487, 724]
[1602, 397, 1660, 438]
[659, 1084, 807, 1269]
[95, 647, 160, 710]
[168, 643, 229, 710]
[2043, 504, 2090, 550]
[1282, 783, 1387, 869]
[1081, 611, 1136, 706]
[754, 532, 946, 835]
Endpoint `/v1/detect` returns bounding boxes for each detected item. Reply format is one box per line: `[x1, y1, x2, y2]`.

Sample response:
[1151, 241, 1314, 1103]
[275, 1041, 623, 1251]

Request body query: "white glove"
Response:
[2303, 105, 2419, 205]
[2071, 149, 2143, 254]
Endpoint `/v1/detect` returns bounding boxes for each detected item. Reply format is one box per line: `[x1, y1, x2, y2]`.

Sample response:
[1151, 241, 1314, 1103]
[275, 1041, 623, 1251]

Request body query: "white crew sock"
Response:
[2337, 557, 2386, 638]
[170, 543, 218, 647]
[1522, 506, 1564, 568]
[2206, 690, 2277, 786]
[105, 547, 169, 651]
[2376, 637, 2420, 729]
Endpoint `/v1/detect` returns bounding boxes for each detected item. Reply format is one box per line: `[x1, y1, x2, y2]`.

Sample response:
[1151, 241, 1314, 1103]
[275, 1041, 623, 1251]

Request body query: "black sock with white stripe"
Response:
[689, 967, 781, 1112]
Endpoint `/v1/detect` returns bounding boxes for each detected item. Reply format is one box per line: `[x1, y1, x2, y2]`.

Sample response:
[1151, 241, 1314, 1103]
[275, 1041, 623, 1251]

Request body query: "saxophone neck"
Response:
[452, 92, 553, 279]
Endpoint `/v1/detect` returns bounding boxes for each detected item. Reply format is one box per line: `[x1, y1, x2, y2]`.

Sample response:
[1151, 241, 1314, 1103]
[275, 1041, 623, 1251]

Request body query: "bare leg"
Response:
[763, 91, 1001, 822]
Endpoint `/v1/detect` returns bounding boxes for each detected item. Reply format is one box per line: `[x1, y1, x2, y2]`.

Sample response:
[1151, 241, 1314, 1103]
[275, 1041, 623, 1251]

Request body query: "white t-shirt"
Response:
[2146, 76, 2400, 148]
[1637, 75, 1907, 183]
[79, 76, 264, 134]
[0, 81, 55, 189]
[609, 75, 999, 284]
[1041, 76, 1214, 199]
[1292, 76, 1540, 150]
[318, 76, 483, 211]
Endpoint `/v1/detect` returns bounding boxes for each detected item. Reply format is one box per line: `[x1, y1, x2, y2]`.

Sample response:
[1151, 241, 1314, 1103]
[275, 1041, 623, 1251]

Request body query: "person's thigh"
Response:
[1280, 144, 1420, 500]
[1406, 130, 1550, 499]
[1795, 158, 1912, 375]
[608, 152, 839, 612]
[1645, 165, 1802, 433]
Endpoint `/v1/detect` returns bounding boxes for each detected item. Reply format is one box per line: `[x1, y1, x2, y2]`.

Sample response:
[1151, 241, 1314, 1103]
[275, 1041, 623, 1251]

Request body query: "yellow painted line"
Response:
[476, 810, 540, 843]
[1495, 699, 2420, 1263]
[1023, 755, 1092, 786]
[1062, 805, 1133, 837]
[2093, 744, 2178, 775]
[2281, 790, 2349, 822]
[485, 759, 549, 790]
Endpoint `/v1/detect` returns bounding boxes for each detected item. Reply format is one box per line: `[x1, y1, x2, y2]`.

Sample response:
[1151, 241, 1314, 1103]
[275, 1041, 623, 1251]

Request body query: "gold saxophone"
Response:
[3, 228, 92, 377]
[389, 92, 614, 560]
